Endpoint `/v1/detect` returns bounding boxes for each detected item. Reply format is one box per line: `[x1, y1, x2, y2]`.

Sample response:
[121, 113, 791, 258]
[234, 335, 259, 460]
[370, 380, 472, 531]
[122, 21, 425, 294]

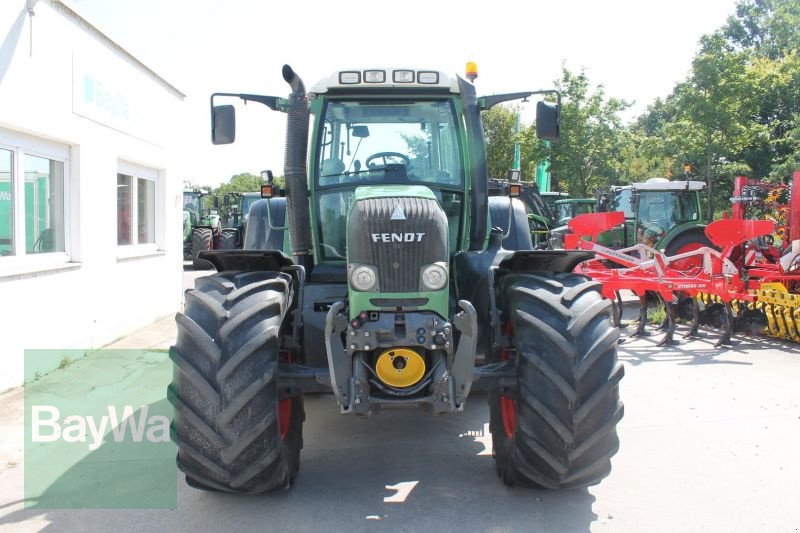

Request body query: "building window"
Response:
[117, 164, 157, 247]
[0, 148, 13, 256]
[137, 177, 155, 244]
[0, 131, 69, 260]
[117, 173, 132, 245]
[25, 154, 65, 254]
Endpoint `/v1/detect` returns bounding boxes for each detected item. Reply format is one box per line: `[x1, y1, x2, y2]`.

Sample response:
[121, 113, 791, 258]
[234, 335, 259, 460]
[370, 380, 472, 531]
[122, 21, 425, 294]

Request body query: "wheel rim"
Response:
[278, 350, 293, 440]
[670, 241, 705, 273]
[499, 345, 516, 438]
[278, 399, 292, 440]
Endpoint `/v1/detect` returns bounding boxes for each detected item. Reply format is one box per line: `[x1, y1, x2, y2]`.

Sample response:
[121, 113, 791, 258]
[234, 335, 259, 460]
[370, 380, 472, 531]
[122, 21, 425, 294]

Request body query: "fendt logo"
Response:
[371, 232, 425, 243]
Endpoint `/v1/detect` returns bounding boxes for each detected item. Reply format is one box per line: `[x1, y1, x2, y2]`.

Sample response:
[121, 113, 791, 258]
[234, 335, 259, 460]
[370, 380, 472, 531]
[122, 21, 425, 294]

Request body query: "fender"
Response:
[198, 249, 293, 272]
[659, 224, 708, 251]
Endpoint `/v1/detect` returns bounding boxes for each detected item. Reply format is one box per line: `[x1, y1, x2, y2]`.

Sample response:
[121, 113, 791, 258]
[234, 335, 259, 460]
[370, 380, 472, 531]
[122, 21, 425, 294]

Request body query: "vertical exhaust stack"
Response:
[282, 64, 312, 268]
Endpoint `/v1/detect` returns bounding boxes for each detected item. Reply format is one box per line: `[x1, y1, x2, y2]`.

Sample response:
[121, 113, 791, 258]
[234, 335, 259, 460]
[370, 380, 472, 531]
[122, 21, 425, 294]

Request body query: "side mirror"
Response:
[506, 170, 521, 182]
[261, 170, 274, 184]
[536, 101, 560, 142]
[351, 125, 370, 138]
[223, 194, 230, 206]
[212, 105, 236, 145]
[213, 196, 220, 209]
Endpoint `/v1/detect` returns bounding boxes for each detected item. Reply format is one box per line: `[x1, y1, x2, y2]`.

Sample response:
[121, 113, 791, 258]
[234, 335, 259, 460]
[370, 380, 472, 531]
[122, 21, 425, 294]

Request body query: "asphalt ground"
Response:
[0, 270, 798, 532]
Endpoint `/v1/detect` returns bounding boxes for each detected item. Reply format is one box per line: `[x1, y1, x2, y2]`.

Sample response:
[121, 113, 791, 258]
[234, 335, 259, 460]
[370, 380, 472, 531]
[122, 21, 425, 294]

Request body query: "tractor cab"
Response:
[602, 179, 706, 251]
[182, 190, 202, 227]
[311, 90, 467, 264]
[554, 198, 596, 226]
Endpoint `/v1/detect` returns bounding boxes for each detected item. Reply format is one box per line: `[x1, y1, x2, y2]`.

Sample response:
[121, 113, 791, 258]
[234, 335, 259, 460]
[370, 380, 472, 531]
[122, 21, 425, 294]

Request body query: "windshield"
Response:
[315, 99, 463, 188]
[241, 195, 261, 216]
[183, 192, 201, 223]
[556, 203, 571, 222]
[314, 98, 465, 261]
[611, 189, 634, 218]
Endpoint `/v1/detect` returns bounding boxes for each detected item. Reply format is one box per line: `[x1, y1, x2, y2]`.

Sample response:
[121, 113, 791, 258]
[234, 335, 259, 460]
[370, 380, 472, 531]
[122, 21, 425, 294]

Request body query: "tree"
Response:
[544, 67, 629, 197]
[482, 105, 520, 180]
[620, 0, 800, 220]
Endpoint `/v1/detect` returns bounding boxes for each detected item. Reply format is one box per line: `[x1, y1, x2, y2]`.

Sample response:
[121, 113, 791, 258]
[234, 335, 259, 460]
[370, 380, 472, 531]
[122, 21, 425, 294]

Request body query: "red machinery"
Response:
[565, 170, 800, 346]
[565, 212, 774, 346]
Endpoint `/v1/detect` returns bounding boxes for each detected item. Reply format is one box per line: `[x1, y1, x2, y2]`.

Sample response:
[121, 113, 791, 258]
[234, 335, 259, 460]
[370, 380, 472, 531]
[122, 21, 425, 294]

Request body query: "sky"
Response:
[68, 0, 742, 187]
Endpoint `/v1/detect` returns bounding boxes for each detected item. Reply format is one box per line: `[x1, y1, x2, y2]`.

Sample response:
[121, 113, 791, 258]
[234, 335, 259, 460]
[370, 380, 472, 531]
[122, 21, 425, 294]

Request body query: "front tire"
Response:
[219, 228, 239, 250]
[168, 271, 304, 493]
[191, 228, 214, 270]
[490, 273, 624, 489]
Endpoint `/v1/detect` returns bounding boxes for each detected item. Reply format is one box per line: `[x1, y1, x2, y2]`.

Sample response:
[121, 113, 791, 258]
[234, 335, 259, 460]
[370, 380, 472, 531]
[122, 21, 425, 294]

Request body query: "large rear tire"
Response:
[664, 230, 713, 275]
[168, 271, 304, 493]
[490, 272, 624, 489]
[191, 228, 214, 270]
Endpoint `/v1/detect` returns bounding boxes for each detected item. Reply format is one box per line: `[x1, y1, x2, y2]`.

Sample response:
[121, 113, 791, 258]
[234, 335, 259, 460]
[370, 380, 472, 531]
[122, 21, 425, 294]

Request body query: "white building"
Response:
[0, 0, 186, 391]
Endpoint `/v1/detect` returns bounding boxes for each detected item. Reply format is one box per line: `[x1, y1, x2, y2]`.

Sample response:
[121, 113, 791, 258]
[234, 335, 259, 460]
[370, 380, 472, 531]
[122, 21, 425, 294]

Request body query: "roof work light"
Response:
[465, 61, 478, 82]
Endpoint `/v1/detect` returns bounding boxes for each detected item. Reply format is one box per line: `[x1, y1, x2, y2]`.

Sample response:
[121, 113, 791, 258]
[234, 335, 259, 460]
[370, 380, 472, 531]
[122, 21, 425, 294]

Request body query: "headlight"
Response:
[420, 263, 448, 291]
[350, 265, 377, 291]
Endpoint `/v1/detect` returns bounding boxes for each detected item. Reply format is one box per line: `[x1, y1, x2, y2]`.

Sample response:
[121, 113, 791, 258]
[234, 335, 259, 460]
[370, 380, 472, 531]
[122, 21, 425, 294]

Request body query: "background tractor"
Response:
[219, 190, 266, 250]
[597, 178, 711, 272]
[182, 188, 221, 269]
[554, 197, 596, 226]
[488, 177, 554, 248]
[168, 65, 623, 493]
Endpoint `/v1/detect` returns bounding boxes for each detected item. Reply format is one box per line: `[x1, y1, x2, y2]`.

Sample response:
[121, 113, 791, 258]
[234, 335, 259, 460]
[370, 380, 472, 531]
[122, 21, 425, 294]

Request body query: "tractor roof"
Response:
[310, 68, 459, 94]
[610, 180, 706, 192]
[555, 198, 595, 204]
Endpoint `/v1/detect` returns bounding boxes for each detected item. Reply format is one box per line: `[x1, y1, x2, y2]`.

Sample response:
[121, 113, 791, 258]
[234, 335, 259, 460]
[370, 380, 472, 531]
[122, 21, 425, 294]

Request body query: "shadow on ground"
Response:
[1, 394, 599, 532]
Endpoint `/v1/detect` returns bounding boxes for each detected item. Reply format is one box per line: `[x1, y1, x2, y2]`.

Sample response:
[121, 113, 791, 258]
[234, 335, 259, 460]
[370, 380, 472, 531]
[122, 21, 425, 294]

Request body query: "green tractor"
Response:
[182, 188, 221, 269]
[597, 178, 710, 271]
[168, 65, 623, 493]
[540, 191, 569, 220]
[554, 197, 596, 226]
[219, 190, 267, 250]
[489, 177, 556, 249]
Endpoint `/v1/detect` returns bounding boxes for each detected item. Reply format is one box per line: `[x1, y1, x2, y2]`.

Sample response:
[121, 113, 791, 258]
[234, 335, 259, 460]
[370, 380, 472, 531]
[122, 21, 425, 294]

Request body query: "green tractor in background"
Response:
[182, 188, 221, 269]
[540, 191, 569, 220]
[597, 178, 711, 271]
[554, 197, 597, 226]
[488, 177, 555, 248]
[218, 190, 267, 250]
[168, 65, 623, 494]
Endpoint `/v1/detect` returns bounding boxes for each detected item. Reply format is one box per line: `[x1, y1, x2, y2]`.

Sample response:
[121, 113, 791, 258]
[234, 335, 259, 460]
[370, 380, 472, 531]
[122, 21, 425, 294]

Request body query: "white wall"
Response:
[0, 0, 186, 391]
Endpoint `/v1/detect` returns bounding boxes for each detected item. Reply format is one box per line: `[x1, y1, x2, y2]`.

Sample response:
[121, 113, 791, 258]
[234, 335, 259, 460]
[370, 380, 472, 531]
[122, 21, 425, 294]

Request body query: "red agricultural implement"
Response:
[565, 213, 773, 346]
[564, 170, 800, 346]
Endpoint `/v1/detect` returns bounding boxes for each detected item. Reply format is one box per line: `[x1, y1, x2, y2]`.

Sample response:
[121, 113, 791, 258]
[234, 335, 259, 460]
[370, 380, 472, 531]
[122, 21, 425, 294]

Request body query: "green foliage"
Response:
[481, 104, 548, 186]
[624, 0, 800, 217]
[545, 67, 630, 196]
[647, 302, 667, 325]
[482, 105, 522, 180]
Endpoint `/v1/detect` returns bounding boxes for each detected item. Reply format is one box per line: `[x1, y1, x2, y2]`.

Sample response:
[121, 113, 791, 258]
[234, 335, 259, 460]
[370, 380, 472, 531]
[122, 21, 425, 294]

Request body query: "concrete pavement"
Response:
[1, 275, 799, 532]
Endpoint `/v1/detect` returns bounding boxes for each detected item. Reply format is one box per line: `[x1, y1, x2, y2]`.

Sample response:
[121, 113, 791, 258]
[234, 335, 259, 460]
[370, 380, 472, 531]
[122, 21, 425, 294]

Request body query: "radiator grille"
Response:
[348, 196, 448, 293]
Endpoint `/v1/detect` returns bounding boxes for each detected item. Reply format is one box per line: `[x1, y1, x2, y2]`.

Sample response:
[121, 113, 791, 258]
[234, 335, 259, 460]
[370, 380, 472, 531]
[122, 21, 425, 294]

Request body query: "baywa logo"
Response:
[24, 348, 177, 509]
[32, 405, 170, 451]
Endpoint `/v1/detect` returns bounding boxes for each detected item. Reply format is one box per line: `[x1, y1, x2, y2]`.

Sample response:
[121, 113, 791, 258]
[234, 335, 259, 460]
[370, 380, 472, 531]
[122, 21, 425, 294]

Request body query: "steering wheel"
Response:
[365, 152, 411, 168]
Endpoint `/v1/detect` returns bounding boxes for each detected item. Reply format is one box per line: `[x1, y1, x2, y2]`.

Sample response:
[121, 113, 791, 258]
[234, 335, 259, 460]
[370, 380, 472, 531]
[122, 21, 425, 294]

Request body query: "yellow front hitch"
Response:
[375, 348, 426, 388]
